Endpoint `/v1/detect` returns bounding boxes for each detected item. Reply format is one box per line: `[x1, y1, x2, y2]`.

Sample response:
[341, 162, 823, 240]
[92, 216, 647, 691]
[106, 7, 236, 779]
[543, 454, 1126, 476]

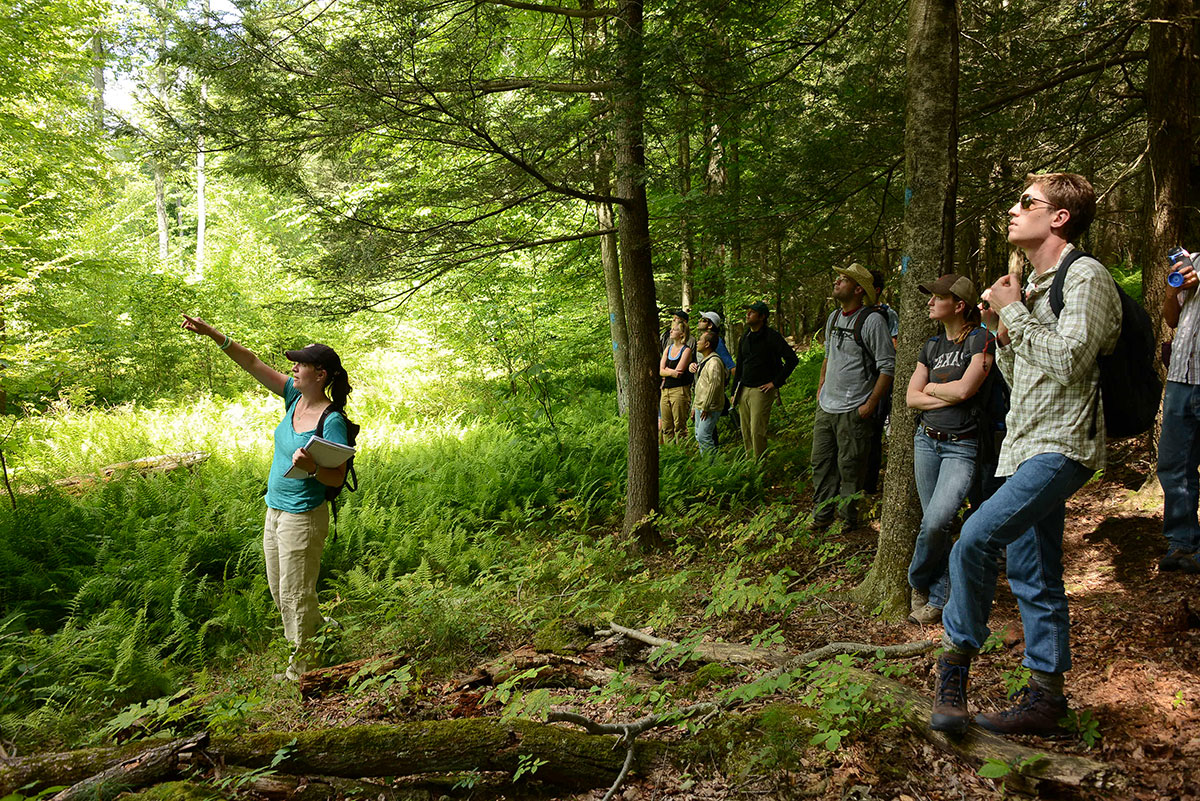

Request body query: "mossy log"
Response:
[50, 733, 207, 801]
[126, 780, 228, 801]
[0, 742, 151, 796]
[208, 719, 655, 789]
[211, 771, 433, 801]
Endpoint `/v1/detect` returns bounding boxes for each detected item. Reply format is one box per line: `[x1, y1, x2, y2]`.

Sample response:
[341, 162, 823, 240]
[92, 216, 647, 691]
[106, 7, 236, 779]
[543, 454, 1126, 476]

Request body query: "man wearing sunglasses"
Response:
[931, 173, 1121, 738]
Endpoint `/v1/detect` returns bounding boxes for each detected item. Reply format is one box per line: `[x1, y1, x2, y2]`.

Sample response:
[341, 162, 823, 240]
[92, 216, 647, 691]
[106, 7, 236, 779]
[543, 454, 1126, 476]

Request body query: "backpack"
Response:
[826, 305, 892, 418]
[1048, 250, 1161, 439]
[315, 405, 360, 525]
[973, 357, 1010, 466]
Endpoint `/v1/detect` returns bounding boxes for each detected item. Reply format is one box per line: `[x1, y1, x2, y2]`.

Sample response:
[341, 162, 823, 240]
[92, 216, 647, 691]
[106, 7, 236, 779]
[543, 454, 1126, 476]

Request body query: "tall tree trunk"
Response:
[613, 0, 661, 549]
[597, 196, 630, 416]
[855, 0, 959, 617]
[154, 164, 170, 265]
[91, 29, 104, 131]
[583, 0, 630, 417]
[196, 0, 209, 281]
[1146, 0, 1194, 435]
[679, 114, 695, 309]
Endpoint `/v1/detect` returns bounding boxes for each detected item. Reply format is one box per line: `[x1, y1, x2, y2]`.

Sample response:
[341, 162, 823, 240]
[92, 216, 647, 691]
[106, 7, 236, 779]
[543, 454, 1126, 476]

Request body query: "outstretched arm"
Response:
[180, 314, 288, 396]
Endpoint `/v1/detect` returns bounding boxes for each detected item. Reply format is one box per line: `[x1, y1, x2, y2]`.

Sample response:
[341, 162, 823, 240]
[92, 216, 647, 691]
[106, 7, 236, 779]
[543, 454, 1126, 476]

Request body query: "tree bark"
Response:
[1145, 0, 1194, 454]
[196, 0, 209, 283]
[154, 164, 170, 265]
[679, 112, 695, 310]
[583, 5, 631, 418]
[612, 0, 661, 548]
[855, 0, 959, 617]
[91, 29, 104, 131]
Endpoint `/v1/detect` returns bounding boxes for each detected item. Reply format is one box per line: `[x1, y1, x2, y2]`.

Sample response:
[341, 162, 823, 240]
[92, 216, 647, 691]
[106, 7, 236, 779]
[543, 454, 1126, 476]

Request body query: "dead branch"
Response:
[607, 624, 933, 669]
[549, 703, 719, 801]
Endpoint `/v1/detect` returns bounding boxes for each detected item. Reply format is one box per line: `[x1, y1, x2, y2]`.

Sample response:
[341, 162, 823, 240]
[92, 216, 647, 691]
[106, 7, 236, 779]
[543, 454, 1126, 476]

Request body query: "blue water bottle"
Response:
[1168, 246, 1191, 287]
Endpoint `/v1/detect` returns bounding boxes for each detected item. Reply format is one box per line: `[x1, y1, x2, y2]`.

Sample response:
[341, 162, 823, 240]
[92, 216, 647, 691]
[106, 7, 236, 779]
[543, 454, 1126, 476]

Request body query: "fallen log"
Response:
[210, 771, 433, 801]
[0, 742, 151, 795]
[607, 623, 791, 667]
[26, 453, 211, 495]
[298, 655, 409, 700]
[853, 667, 1122, 792]
[208, 719, 653, 790]
[606, 622, 1117, 790]
[455, 644, 616, 691]
[50, 732, 207, 801]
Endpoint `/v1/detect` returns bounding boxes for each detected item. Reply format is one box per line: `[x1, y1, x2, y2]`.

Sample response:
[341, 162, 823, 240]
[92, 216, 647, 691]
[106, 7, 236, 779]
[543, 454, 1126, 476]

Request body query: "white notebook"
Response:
[283, 435, 356, 479]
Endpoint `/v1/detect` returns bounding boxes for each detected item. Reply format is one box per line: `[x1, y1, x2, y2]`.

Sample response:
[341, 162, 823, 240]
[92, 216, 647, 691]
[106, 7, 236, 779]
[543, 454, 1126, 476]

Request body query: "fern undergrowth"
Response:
[0, 349, 824, 750]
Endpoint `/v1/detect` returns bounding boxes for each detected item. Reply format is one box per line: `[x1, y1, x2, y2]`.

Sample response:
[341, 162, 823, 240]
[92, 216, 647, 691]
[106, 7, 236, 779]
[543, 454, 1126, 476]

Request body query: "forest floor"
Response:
[275, 441, 1200, 801]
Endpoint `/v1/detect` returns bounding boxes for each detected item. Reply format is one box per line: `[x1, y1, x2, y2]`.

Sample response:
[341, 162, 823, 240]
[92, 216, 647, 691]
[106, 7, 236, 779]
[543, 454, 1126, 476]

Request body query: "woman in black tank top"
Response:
[659, 320, 694, 442]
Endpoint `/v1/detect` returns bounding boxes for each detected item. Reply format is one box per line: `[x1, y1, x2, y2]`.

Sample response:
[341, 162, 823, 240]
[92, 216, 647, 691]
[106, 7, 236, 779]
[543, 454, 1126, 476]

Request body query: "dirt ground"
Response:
[565, 439, 1200, 800]
[291, 441, 1198, 801]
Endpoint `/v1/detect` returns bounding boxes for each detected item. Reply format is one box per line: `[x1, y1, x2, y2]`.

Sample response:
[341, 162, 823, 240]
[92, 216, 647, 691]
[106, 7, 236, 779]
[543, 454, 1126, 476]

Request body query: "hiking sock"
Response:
[1030, 669, 1064, 695]
[941, 634, 978, 660]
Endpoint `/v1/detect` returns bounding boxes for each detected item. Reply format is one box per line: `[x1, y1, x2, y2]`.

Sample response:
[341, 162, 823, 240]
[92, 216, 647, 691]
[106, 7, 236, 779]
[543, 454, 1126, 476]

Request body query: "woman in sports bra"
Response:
[904, 275, 995, 625]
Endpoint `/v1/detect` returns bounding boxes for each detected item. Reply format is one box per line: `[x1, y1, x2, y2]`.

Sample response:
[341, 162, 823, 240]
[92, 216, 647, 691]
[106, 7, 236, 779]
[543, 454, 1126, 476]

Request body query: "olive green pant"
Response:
[810, 406, 875, 523]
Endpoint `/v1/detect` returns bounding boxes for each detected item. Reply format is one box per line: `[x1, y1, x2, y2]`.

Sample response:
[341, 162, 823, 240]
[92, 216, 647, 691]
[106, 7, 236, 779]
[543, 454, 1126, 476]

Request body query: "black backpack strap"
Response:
[851, 305, 886, 378]
[1046, 249, 1103, 436]
[1048, 249, 1091, 317]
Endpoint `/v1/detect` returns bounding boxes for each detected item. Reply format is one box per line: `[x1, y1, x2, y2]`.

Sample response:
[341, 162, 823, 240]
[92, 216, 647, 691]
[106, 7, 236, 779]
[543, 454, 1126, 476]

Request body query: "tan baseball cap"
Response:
[918, 274, 977, 305]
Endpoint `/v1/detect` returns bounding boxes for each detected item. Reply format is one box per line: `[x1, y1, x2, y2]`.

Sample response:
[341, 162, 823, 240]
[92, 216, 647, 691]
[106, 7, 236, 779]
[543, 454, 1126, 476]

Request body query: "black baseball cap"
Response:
[744, 300, 770, 315]
[285, 343, 343, 374]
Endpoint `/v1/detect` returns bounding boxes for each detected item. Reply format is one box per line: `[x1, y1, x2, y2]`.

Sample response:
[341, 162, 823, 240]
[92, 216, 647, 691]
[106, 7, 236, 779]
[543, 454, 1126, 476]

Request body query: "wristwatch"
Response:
[307, 468, 318, 479]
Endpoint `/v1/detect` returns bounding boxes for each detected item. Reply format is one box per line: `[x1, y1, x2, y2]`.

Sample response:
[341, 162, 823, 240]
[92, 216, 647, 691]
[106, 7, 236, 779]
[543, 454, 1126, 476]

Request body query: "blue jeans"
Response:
[910, 429, 977, 609]
[1157, 381, 1200, 553]
[943, 453, 1093, 674]
[694, 408, 718, 454]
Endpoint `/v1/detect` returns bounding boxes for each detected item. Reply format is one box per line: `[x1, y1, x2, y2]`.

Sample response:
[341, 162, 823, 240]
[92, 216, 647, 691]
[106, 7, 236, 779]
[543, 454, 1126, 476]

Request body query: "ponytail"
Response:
[325, 369, 352, 411]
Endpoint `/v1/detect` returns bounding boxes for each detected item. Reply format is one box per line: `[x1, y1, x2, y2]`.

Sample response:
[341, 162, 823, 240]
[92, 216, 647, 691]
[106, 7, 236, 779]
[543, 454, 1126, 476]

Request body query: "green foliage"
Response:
[798, 654, 904, 752]
[1000, 665, 1031, 697]
[1061, 708, 1102, 748]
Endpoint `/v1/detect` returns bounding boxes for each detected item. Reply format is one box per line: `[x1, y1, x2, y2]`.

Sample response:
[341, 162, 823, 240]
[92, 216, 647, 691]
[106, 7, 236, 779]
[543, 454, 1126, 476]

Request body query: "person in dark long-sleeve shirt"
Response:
[733, 301, 799, 459]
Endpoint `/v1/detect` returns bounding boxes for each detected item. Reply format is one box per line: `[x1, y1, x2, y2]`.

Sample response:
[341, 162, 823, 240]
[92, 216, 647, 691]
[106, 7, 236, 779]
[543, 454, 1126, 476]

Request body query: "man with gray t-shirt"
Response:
[811, 263, 895, 527]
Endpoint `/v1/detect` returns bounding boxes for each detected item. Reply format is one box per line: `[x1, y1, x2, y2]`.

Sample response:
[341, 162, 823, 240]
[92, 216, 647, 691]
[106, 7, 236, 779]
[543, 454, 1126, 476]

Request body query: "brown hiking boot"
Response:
[974, 681, 1068, 737]
[910, 589, 930, 615]
[909, 603, 943, 625]
[930, 653, 971, 735]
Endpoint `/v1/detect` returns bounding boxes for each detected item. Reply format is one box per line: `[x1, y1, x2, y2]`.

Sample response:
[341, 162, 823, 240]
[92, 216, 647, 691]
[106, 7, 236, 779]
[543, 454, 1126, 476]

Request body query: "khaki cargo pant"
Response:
[737, 386, 777, 460]
[264, 504, 329, 680]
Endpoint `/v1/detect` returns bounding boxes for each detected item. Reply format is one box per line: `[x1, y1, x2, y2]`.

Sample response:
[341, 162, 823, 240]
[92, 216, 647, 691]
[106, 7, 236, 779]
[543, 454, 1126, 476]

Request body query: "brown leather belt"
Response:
[922, 425, 977, 442]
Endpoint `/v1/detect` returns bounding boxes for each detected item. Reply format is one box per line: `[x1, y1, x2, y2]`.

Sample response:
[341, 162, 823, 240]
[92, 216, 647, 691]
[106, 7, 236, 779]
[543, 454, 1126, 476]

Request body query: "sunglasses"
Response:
[1019, 193, 1057, 211]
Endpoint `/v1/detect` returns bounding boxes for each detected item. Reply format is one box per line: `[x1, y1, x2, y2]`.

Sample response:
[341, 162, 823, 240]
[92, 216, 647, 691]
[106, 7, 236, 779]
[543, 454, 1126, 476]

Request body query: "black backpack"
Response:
[826, 305, 892, 419]
[315, 406, 360, 524]
[1048, 250, 1161, 439]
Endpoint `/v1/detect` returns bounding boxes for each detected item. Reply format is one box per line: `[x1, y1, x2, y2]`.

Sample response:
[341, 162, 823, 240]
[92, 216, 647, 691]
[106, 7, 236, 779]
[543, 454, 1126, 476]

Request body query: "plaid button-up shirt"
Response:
[995, 245, 1122, 475]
